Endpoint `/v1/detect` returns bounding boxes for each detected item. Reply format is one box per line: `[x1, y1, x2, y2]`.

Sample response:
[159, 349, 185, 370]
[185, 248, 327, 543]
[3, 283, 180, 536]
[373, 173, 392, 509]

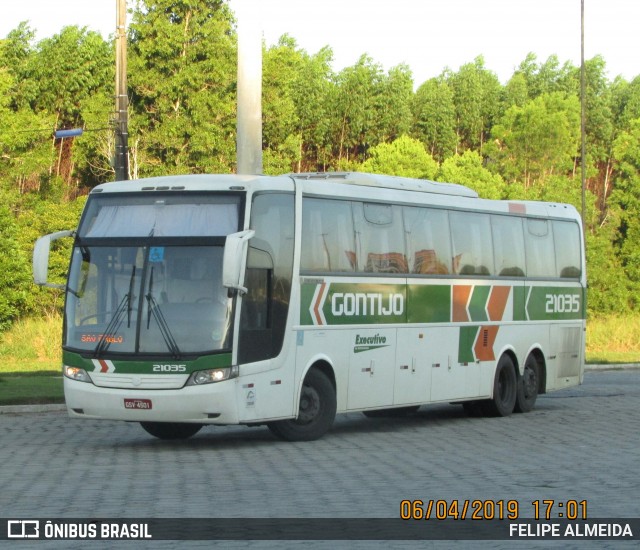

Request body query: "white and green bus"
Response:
[33, 172, 585, 441]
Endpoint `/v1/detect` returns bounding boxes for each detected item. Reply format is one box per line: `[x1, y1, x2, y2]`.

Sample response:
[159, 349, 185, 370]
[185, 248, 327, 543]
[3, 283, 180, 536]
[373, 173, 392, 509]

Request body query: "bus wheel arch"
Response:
[515, 349, 546, 413]
[267, 362, 337, 442]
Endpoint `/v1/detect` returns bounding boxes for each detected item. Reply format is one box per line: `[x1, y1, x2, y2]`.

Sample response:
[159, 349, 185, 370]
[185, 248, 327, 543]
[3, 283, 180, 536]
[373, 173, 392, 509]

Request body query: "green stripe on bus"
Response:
[406, 284, 451, 323]
[468, 286, 491, 322]
[62, 350, 232, 374]
[458, 326, 479, 363]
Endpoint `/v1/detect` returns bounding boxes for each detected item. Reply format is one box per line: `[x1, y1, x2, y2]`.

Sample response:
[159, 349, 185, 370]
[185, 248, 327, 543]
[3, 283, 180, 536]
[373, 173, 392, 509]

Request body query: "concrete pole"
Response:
[580, 0, 586, 234]
[236, 0, 263, 175]
[115, 0, 129, 181]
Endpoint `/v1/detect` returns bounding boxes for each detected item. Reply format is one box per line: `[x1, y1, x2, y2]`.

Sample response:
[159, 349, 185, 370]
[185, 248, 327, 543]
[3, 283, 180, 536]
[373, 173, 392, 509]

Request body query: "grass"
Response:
[0, 372, 64, 406]
[0, 313, 639, 406]
[0, 315, 64, 405]
[585, 315, 640, 364]
[0, 315, 62, 374]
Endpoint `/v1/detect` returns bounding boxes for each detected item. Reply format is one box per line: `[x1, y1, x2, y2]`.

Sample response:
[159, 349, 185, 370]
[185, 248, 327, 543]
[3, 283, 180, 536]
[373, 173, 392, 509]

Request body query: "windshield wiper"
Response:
[93, 266, 136, 358]
[145, 267, 181, 359]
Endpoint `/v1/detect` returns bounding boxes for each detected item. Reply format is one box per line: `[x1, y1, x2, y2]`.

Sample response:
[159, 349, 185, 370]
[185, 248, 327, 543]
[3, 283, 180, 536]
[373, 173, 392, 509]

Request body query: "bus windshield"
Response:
[64, 193, 241, 357]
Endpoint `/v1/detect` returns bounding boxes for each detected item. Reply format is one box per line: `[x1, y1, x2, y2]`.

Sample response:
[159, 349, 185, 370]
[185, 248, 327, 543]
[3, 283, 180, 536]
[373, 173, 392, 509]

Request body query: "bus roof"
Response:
[285, 172, 479, 198]
[88, 172, 580, 223]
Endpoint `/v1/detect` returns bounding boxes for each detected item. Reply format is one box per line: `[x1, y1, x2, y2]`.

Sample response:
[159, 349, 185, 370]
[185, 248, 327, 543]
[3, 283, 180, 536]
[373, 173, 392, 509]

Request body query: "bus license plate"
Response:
[124, 398, 152, 410]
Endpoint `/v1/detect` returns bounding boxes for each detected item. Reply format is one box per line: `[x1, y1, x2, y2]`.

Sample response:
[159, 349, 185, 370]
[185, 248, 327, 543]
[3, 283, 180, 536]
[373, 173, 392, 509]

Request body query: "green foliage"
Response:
[27, 26, 112, 126]
[0, 374, 64, 405]
[359, 135, 438, 179]
[2, 9, 640, 325]
[488, 92, 580, 186]
[586, 315, 640, 363]
[0, 189, 85, 322]
[610, 118, 640, 308]
[437, 150, 505, 199]
[0, 204, 32, 329]
[412, 77, 457, 161]
[128, 0, 237, 175]
[448, 56, 502, 152]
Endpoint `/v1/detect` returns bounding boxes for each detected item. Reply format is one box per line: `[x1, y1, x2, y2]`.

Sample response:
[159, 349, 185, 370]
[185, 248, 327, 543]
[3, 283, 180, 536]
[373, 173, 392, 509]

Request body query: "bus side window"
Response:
[404, 207, 452, 274]
[301, 198, 355, 273]
[353, 202, 407, 273]
[553, 221, 582, 278]
[241, 245, 273, 331]
[525, 219, 556, 278]
[492, 215, 526, 277]
[450, 211, 494, 276]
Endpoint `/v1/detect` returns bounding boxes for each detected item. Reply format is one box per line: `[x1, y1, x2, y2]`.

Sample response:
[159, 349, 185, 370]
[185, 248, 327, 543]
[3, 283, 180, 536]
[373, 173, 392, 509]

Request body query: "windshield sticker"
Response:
[149, 247, 165, 263]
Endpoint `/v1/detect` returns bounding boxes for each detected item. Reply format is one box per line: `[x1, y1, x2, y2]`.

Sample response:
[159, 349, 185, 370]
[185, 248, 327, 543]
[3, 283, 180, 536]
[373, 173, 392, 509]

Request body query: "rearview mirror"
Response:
[222, 229, 255, 295]
[33, 230, 74, 288]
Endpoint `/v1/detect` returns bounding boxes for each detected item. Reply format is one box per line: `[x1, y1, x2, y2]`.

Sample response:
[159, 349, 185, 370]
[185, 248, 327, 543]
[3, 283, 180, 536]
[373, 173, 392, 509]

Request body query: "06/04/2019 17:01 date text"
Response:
[399, 499, 588, 520]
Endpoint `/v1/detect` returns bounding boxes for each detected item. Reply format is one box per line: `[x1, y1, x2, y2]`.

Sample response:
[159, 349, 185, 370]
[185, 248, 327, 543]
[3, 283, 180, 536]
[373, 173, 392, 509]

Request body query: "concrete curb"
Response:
[0, 403, 66, 414]
[1, 364, 638, 415]
[584, 363, 640, 371]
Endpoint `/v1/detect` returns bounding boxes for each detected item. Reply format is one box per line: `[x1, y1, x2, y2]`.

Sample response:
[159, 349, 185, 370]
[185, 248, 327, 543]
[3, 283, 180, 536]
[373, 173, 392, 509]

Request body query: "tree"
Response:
[330, 55, 384, 164]
[488, 92, 580, 187]
[1, 22, 39, 118]
[27, 26, 112, 128]
[128, 0, 237, 175]
[263, 36, 302, 152]
[610, 118, 640, 307]
[502, 72, 528, 109]
[359, 135, 438, 179]
[437, 150, 504, 199]
[411, 76, 457, 161]
[290, 46, 335, 171]
[0, 202, 32, 329]
[513, 53, 575, 100]
[448, 56, 501, 152]
[0, 66, 55, 194]
[374, 64, 413, 144]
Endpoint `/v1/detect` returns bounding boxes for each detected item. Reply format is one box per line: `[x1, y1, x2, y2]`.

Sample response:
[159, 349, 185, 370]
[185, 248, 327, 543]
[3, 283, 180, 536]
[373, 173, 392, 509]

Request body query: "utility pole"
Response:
[236, 0, 263, 175]
[580, 0, 586, 234]
[115, 0, 129, 181]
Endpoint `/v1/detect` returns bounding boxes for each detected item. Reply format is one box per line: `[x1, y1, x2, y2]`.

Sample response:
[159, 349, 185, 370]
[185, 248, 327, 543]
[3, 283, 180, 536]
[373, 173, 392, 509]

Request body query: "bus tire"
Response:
[484, 354, 517, 417]
[140, 422, 203, 440]
[268, 368, 336, 441]
[515, 354, 539, 413]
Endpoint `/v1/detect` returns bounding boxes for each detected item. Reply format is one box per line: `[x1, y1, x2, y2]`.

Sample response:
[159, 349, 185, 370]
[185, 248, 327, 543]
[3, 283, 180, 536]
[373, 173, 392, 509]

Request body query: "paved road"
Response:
[1, 369, 638, 549]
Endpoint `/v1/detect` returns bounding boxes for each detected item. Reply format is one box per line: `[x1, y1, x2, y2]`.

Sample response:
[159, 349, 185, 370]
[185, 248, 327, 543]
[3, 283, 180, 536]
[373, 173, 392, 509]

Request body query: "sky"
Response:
[1, 0, 638, 85]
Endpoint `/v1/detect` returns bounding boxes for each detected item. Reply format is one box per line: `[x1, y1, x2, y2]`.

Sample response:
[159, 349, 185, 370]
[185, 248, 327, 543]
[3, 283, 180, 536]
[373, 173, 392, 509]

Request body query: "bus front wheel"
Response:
[140, 422, 203, 440]
[484, 354, 517, 417]
[268, 369, 336, 442]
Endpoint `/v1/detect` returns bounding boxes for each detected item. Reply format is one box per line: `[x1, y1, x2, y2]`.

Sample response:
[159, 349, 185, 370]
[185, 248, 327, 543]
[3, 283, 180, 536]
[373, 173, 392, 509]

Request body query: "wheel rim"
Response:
[297, 384, 321, 424]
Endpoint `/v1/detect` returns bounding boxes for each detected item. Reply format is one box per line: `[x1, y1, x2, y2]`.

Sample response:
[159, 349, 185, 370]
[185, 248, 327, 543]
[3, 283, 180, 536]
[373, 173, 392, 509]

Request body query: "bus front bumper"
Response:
[63, 377, 240, 424]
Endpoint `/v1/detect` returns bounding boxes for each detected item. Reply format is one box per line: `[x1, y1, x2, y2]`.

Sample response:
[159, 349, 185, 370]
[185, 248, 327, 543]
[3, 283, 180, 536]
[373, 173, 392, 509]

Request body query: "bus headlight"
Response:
[187, 365, 239, 385]
[64, 366, 92, 383]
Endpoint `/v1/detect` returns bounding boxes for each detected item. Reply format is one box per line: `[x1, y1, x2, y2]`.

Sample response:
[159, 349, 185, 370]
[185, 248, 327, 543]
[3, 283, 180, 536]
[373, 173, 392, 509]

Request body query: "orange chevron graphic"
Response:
[312, 283, 327, 325]
[452, 285, 472, 322]
[487, 286, 510, 321]
[474, 325, 499, 361]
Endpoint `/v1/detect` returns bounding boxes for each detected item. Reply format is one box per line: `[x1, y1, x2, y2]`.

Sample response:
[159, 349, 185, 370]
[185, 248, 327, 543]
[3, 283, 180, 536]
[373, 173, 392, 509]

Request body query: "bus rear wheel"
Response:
[515, 354, 539, 413]
[140, 422, 203, 440]
[484, 354, 517, 417]
[268, 369, 336, 442]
